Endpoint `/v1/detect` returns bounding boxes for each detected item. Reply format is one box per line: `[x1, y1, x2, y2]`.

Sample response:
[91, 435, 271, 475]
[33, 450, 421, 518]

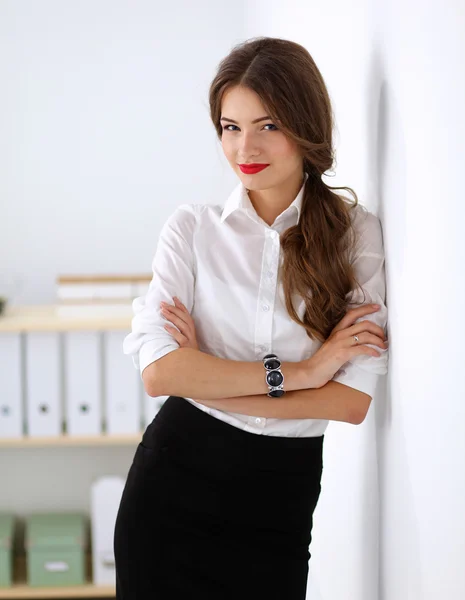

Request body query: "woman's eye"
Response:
[222, 123, 278, 132]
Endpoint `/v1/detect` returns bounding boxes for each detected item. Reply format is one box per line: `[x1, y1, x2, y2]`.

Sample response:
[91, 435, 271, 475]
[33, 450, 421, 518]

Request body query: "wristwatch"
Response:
[262, 353, 286, 397]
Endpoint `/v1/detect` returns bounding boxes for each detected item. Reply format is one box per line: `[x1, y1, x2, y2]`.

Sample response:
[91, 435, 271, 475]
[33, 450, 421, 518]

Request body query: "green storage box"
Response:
[0, 513, 15, 587]
[25, 513, 86, 587]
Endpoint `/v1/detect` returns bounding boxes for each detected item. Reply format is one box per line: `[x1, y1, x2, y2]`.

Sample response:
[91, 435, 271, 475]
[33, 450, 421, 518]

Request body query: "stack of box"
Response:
[0, 489, 129, 590]
[55, 274, 151, 317]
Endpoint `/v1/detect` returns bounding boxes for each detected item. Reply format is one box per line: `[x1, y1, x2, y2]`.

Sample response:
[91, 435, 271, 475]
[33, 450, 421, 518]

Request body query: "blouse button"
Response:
[262, 304, 270, 312]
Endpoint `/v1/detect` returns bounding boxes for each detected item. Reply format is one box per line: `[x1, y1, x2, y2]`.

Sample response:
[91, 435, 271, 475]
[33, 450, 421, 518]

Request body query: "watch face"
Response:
[266, 370, 283, 387]
[264, 357, 281, 371]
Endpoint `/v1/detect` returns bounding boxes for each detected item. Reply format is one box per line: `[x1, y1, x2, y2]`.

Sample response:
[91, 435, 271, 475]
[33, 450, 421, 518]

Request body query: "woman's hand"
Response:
[160, 296, 199, 351]
[305, 304, 388, 389]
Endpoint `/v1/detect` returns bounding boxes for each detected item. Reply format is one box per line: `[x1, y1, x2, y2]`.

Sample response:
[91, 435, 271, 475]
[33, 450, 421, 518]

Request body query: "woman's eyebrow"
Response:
[220, 116, 272, 124]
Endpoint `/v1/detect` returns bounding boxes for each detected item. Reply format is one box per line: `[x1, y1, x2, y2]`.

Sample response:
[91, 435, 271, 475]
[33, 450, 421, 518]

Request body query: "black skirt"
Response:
[114, 395, 324, 600]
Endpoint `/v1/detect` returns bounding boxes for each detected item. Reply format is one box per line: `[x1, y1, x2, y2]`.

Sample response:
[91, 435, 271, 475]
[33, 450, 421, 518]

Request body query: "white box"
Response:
[55, 303, 133, 318]
[64, 331, 102, 435]
[25, 333, 61, 437]
[104, 331, 141, 434]
[56, 284, 97, 300]
[90, 476, 125, 586]
[95, 283, 132, 299]
[0, 333, 23, 438]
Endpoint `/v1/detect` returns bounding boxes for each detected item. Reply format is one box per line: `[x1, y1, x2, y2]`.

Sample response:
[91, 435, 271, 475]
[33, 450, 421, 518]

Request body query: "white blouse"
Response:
[123, 174, 389, 437]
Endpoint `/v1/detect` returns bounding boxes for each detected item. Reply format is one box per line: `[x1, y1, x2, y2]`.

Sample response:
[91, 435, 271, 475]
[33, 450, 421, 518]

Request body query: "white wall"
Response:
[244, 1, 465, 599]
[372, 2, 465, 599]
[0, 0, 244, 304]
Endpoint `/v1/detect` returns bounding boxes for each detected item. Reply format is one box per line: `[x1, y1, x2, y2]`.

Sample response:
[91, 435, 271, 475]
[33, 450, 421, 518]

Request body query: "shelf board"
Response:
[0, 555, 115, 598]
[0, 583, 115, 599]
[0, 433, 143, 448]
[0, 305, 133, 333]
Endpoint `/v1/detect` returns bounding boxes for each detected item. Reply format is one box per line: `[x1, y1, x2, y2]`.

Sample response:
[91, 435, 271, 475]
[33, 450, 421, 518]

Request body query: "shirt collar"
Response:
[220, 171, 309, 224]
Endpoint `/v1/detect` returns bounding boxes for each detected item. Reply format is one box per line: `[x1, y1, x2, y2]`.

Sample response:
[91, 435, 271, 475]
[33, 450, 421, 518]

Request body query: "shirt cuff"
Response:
[332, 363, 380, 399]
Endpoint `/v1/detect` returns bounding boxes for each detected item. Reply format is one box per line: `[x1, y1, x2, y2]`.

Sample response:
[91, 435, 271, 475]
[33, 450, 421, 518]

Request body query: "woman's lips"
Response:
[239, 163, 270, 174]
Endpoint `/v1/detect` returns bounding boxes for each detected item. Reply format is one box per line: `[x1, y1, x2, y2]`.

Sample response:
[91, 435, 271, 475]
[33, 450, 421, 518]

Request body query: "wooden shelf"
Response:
[0, 433, 142, 448]
[0, 305, 133, 333]
[0, 555, 115, 598]
[0, 583, 115, 599]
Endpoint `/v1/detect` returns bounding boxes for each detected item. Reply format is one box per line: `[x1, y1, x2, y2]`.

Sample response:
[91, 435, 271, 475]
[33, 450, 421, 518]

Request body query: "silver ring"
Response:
[353, 335, 359, 343]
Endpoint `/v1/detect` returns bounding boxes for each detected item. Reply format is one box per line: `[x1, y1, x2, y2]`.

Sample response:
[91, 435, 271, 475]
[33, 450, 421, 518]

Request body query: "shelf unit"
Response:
[0, 303, 144, 443]
[0, 305, 142, 599]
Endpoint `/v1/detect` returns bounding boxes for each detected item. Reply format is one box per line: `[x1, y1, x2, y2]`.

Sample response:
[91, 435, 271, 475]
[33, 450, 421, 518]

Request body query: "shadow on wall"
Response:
[369, 46, 425, 600]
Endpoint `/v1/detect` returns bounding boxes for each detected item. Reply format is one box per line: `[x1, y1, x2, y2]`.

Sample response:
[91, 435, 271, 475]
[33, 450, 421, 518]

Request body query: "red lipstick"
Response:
[239, 163, 270, 174]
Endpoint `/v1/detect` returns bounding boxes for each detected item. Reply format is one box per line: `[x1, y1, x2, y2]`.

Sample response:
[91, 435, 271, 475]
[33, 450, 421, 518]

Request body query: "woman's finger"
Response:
[173, 297, 188, 312]
[162, 302, 196, 339]
[164, 298, 198, 351]
[162, 302, 186, 319]
[162, 309, 189, 335]
[164, 324, 188, 345]
[161, 304, 191, 330]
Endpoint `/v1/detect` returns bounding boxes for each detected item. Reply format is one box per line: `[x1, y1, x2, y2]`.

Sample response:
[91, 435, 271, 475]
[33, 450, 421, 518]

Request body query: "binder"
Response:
[25, 333, 61, 437]
[0, 333, 23, 438]
[104, 331, 141, 434]
[64, 331, 102, 435]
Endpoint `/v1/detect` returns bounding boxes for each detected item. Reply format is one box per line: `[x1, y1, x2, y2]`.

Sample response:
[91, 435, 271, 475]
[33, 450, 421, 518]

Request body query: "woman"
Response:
[114, 36, 389, 599]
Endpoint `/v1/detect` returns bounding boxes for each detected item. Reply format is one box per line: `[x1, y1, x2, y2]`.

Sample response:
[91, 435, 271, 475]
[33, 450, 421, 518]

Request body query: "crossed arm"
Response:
[191, 381, 371, 425]
[144, 346, 372, 425]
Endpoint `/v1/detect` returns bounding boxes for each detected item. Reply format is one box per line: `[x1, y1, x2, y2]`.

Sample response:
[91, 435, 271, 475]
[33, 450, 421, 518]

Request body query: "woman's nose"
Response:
[238, 133, 260, 155]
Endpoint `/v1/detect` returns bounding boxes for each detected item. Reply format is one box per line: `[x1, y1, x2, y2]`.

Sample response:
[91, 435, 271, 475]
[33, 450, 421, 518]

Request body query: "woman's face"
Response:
[220, 85, 303, 190]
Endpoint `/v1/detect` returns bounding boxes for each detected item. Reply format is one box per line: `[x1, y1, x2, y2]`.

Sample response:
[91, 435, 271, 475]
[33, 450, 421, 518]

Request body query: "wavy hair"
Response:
[208, 37, 367, 342]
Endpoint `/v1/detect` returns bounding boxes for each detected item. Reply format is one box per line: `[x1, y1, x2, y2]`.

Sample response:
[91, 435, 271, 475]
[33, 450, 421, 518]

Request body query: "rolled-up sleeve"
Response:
[123, 204, 198, 376]
[332, 209, 389, 398]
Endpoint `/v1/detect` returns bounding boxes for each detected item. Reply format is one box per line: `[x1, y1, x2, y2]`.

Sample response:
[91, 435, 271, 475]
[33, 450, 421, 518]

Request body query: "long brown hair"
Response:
[208, 37, 367, 343]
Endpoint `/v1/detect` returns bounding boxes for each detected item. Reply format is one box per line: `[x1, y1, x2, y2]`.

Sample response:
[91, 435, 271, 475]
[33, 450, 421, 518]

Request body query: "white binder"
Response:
[143, 392, 168, 429]
[90, 476, 125, 586]
[64, 331, 101, 435]
[25, 333, 61, 437]
[104, 331, 141, 434]
[0, 333, 23, 438]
